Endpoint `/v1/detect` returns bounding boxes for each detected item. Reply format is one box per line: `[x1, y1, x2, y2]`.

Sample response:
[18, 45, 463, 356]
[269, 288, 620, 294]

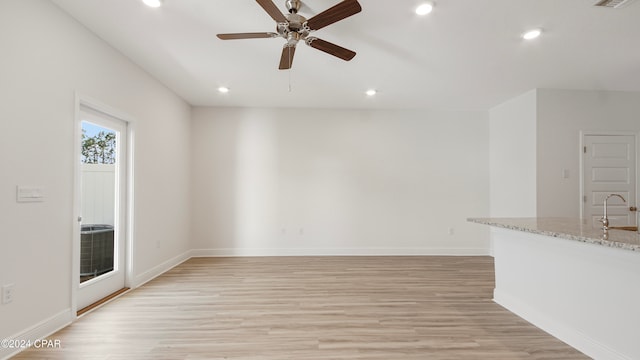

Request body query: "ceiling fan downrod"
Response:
[285, 0, 301, 14]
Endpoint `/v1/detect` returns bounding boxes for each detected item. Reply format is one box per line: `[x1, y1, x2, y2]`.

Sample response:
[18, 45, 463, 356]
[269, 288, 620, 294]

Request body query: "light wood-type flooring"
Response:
[13, 257, 588, 359]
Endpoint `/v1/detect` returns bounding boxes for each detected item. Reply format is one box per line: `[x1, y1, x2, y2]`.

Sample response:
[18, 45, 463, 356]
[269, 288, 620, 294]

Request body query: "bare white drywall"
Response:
[489, 90, 537, 217]
[191, 107, 490, 256]
[489, 88, 640, 219]
[0, 0, 191, 349]
[536, 89, 640, 217]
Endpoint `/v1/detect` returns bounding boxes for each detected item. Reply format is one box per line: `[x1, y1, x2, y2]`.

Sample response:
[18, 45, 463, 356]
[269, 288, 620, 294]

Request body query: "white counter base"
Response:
[491, 227, 640, 360]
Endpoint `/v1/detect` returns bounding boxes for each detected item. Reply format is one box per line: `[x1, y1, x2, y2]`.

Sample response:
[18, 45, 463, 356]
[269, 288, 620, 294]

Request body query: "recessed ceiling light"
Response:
[142, 0, 163, 8]
[218, 87, 230, 93]
[366, 89, 377, 97]
[522, 29, 542, 40]
[415, 3, 434, 15]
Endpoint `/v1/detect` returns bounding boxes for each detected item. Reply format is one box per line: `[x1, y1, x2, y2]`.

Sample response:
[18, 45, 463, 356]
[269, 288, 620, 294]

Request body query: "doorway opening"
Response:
[75, 100, 131, 312]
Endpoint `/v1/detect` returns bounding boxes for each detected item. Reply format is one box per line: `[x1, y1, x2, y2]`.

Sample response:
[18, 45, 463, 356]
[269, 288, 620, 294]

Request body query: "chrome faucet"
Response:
[600, 194, 626, 230]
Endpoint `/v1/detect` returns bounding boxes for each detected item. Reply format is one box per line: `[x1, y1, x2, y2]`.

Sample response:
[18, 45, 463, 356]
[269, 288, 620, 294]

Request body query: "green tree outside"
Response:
[82, 129, 116, 164]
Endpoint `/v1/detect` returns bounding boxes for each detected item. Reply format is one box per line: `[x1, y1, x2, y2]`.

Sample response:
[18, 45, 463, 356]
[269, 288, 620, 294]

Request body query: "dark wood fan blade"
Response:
[306, 37, 356, 61]
[217, 32, 278, 40]
[306, 0, 362, 31]
[279, 45, 296, 70]
[256, 0, 287, 23]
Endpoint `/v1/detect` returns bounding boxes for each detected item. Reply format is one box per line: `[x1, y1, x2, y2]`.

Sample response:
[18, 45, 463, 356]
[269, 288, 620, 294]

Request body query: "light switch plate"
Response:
[16, 186, 44, 203]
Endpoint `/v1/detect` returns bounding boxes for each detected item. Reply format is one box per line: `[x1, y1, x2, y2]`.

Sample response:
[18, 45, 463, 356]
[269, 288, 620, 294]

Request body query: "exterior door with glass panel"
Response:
[77, 105, 127, 311]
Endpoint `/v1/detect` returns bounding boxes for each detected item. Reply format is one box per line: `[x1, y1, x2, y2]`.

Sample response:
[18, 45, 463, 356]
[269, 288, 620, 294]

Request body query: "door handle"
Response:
[631, 206, 638, 212]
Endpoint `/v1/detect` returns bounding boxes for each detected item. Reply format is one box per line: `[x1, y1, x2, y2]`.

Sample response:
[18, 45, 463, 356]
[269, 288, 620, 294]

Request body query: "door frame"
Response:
[579, 130, 638, 222]
[72, 93, 135, 317]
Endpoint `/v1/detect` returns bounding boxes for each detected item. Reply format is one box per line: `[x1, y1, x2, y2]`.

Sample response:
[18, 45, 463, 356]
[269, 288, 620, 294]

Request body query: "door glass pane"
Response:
[80, 121, 117, 283]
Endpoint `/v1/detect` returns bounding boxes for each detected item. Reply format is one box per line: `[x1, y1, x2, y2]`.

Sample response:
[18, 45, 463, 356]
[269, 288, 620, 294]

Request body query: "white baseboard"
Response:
[0, 309, 72, 360]
[133, 250, 192, 288]
[134, 248, 488, 284]
[190, 247, 490, 257]
[494, 289, 631, 360]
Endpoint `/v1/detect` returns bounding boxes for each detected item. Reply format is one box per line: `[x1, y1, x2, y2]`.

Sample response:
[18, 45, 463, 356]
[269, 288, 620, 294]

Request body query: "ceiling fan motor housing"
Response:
[285, 13, 307, 32]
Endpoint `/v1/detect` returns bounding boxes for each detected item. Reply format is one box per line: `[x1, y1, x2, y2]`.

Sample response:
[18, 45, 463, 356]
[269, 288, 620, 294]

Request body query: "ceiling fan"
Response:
[217, 0, 362, 70]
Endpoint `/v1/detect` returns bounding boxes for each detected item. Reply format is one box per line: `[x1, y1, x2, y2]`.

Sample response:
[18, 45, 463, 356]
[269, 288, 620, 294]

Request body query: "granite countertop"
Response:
[468, 217, 640, 252]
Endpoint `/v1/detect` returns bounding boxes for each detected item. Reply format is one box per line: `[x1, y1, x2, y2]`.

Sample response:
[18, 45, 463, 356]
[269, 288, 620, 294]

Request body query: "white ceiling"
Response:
[51, 0, 640, 110]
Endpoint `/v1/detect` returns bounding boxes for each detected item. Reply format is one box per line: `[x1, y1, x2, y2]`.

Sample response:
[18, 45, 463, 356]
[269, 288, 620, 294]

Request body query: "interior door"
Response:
[77, 105, 127, 311]
[582, 134, 637, 228]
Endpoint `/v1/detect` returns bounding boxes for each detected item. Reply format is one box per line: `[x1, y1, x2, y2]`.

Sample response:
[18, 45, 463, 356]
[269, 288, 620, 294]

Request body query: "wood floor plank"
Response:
[12, 256, 588, 359]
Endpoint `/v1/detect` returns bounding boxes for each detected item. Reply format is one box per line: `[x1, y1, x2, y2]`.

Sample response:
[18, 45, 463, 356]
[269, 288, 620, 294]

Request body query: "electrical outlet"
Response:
[448, 227, 455, 236]
[2, 284, 15, 304]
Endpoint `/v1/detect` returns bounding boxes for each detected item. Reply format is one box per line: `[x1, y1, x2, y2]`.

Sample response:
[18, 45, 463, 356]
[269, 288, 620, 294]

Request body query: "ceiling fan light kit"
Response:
[217, 0, 362, 70]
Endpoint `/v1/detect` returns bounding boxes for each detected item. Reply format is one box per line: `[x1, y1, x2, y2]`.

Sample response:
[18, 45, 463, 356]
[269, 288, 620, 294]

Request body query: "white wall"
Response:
[489, 90, 537, 217]
[489, 88, 640, 218]
[536, 89, 640, 217]
[0, 0, 191, 352]
[191, 107, 490, 256]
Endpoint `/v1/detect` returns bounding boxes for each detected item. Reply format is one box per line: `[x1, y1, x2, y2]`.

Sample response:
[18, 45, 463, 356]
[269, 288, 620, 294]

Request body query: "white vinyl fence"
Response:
[81, 164, 115, 225]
